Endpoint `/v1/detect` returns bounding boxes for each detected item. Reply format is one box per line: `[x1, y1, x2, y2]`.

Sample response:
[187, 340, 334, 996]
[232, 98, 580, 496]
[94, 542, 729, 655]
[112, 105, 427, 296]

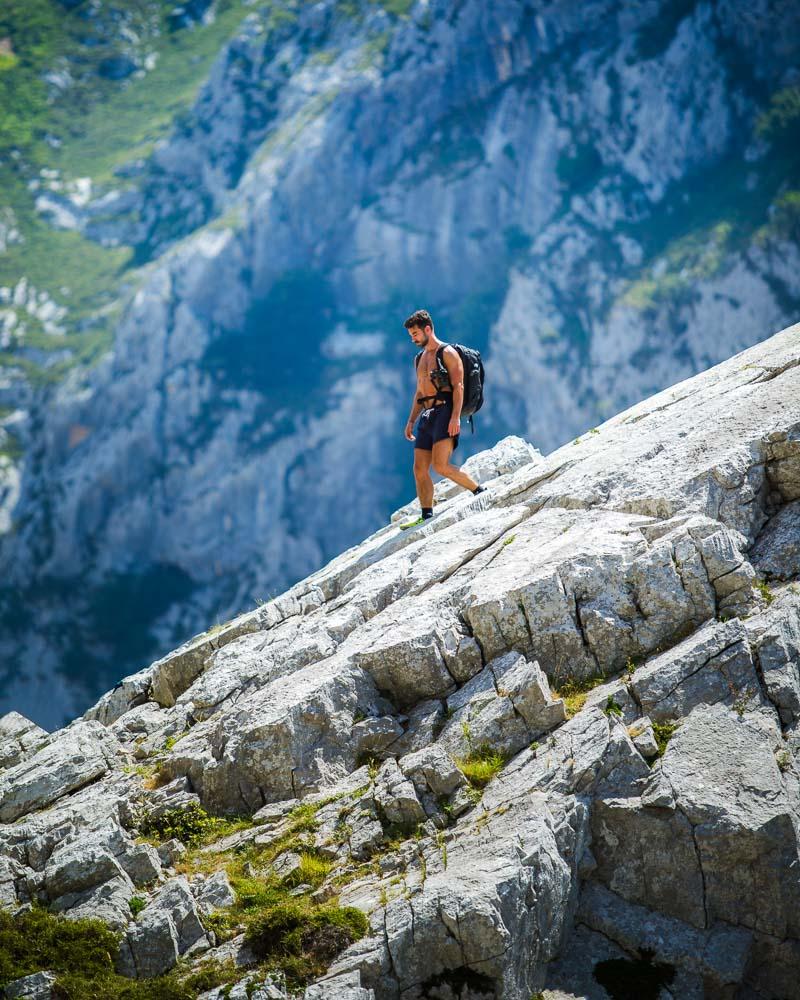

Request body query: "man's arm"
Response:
[405, 363, 425, 440]
[442, 346, 465, 424]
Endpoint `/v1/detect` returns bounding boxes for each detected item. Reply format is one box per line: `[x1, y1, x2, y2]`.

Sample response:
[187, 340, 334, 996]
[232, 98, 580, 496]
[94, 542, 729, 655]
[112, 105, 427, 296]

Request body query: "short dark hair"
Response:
[404, 309, 433, 331]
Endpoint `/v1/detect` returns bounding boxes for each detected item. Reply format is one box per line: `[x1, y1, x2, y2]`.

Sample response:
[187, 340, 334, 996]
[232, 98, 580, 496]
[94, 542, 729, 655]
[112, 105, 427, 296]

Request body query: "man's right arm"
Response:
[405, 391, 423, 440]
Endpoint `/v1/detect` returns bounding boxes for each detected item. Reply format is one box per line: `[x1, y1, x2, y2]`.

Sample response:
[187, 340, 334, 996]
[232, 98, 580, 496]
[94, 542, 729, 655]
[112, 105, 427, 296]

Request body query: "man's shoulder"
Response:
[441, 344, 461, 365]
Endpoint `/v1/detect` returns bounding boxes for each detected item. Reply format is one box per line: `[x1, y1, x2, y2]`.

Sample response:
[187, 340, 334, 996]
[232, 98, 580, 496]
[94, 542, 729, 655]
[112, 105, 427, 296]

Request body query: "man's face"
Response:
[408, 324, 431, 348]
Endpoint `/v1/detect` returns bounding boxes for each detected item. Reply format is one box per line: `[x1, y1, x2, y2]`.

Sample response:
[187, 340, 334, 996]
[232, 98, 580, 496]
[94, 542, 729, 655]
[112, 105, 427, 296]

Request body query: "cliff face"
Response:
[0, 324, 798, 998]
[1, 0, 799, 726]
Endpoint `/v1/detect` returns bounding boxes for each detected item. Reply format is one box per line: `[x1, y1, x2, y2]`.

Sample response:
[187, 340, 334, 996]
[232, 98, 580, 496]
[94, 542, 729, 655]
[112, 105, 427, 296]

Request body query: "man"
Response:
[401, 309, 485, 528]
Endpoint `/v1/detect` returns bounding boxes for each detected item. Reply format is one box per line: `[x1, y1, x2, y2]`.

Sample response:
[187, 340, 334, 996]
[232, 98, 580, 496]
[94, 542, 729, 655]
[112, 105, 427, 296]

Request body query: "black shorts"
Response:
[414, 402, 459, 452]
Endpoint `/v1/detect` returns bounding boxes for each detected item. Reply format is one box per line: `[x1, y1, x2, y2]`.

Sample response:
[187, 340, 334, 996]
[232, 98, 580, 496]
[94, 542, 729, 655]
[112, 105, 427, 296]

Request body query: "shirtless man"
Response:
[401, 309, 485, 527]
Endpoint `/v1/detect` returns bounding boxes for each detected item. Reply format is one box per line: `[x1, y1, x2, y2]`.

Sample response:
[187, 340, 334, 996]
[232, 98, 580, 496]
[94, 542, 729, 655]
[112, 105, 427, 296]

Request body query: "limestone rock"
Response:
[745, 587, 800, 726]
[3, 971, 59, 999]
[373, 759, 426, 830]
[0, 722, 122, 822]
[192, 870, 236, 915]
[628, 618, 766, 722]
[117, 876, 210, 978]
[0, 712, 48, 771]
[591, 701, 799, 978]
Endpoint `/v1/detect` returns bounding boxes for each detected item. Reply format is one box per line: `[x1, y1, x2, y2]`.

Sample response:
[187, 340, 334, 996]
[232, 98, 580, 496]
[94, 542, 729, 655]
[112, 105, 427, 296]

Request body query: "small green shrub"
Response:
[553, 674, 607, 718]
[138, 802, 251, 848]
[603, 695, 623, 717]
[244, 899, 368, 986]
[284, 852, 333, 889]
[755, 579, 775, 606]
[456, 744, 505, 789]
[128, 896, 146, 918]
[652, 720, 679, 757]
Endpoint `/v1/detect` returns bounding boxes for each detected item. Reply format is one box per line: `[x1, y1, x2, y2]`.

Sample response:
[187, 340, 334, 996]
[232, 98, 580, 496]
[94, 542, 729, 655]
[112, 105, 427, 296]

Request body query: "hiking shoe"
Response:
[399, 513, 433, 530]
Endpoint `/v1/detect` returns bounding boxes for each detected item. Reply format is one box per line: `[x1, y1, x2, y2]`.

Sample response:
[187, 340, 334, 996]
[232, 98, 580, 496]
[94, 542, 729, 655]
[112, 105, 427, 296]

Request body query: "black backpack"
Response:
[415, 343, 485, 432]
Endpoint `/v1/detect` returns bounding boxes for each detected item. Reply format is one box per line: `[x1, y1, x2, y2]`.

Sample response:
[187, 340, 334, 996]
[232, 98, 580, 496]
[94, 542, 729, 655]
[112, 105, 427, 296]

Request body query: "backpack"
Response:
[414, 343, 485, 433]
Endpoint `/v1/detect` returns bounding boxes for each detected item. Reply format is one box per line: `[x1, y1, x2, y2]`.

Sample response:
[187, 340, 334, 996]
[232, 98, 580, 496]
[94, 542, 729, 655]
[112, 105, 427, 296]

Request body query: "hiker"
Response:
[402, 309, 486, 526]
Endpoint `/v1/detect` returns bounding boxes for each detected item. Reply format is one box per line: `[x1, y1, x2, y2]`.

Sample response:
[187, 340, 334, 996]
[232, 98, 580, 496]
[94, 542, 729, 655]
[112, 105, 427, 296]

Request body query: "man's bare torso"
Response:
[416, 345, 454, 402]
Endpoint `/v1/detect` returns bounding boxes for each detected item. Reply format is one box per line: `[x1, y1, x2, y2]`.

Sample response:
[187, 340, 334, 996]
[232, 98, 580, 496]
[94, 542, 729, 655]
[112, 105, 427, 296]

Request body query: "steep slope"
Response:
[0, 323, 798, 998]
[1, 0, 799, 729]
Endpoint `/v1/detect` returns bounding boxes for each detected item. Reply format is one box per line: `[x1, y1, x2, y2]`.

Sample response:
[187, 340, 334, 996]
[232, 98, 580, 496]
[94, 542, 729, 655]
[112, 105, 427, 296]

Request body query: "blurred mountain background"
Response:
[0, 0, 798, 727]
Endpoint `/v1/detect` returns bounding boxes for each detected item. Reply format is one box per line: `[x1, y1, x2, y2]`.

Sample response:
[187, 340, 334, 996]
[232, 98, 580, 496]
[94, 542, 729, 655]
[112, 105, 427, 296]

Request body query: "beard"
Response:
[418, 333, 430, 347]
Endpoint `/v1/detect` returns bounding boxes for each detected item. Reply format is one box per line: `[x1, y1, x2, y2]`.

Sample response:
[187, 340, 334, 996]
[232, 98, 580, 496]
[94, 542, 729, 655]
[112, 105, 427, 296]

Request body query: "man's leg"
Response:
[432, 438, 479, 491]
[413, 449, 434, 508]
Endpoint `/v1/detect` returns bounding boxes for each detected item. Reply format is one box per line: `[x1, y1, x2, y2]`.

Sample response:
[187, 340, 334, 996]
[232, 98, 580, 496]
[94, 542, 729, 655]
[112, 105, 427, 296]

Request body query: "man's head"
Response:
[404, 308, 434, 348]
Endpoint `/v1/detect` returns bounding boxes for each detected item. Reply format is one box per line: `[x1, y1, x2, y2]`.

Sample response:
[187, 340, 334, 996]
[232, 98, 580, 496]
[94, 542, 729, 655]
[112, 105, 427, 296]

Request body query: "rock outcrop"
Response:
[2, 0, 799, 728]
[0, 324, 799, 998]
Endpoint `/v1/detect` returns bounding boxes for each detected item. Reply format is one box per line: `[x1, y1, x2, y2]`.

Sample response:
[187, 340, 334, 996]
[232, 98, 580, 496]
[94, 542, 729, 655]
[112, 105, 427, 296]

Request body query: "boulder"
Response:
[629, 618, 766, 722]
[117, 876, 210, 978]
[0, 722, 122, 822]
[752, 501, 800, 580]
[3, 971, 59, 999]
[0, 712, 48, 771]
[462, 509, 734, 686]
[591, 704, 799, 943]
[160, 660, 381, 812]
[373, 759, 426, 830]
[745, 589, 800, 726]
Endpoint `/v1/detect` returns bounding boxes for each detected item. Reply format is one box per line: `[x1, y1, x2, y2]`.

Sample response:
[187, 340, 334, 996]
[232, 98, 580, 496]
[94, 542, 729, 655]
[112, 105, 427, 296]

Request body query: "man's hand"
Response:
[405, 421, 415, 442]
[448, 416, 461, 437]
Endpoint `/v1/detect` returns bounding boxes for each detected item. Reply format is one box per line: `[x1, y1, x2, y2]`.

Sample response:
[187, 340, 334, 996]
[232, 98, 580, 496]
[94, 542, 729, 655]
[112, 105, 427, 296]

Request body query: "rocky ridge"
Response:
[2, 0, 800, 726]
[0, 322, 798, 997]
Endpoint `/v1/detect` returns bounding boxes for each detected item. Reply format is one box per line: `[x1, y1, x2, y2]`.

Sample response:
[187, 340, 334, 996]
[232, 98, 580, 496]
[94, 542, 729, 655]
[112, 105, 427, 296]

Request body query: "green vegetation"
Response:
[603, 694, 623, 717]
[0, 906, 243, 998]
[651, 720, 679, 757]
[502, 534, 516, 547]
[621, 221, 733, 311]
[128, 896, 147, 918]
[553, 674, 606, 719]
[455, 744, 505, 790]
[138, 802, 254, 849]
[245, 900, 367, 985]
[181, 797, 371, 988]
[755, 579, 775, 606]
[376, 0, 414, 15]
[776, 748, 792, 773]
[55, 1, 256, 181]
[756, 84, 800, 142]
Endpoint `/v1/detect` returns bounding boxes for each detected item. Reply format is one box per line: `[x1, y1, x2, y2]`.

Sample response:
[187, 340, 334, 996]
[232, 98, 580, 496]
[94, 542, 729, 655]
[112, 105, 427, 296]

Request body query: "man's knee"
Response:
[432, 457, 452, 477]
[414, 459, 432, 480]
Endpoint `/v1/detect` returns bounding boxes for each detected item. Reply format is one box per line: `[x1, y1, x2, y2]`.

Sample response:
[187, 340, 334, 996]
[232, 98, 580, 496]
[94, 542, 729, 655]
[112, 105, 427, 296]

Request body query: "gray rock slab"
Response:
[592, 703, 799, 943]
[332, 791, 587, 999]
[482, 709, 650, 808]
[745, 587, 800, 726]
[0, 712, 48, 771]
[192, 869, 236, 914]
[752, 502, 800, 581]
[578, 881, 752, 988]
[0, 722, 123, 822]
[118, 875, 210, 978]
[53, 873, 134, 931]
[399, 744, 466, 798]
[629, 618, 765, 722]
[462, 509, 730, 687]
[3, 971, 59, 1000]
[161, 660, 380, 812]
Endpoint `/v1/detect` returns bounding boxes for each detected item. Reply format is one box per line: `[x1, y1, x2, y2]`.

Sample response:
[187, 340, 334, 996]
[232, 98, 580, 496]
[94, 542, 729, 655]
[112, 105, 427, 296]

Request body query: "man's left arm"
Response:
[443, 347, 464, 436]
